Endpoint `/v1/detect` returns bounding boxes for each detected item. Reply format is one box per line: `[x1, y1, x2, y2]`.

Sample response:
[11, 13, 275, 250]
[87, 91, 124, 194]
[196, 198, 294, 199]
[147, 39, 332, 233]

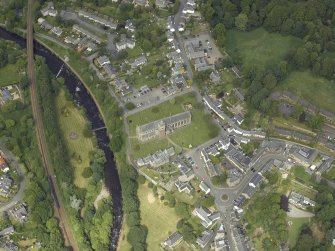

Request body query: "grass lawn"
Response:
[138, 183, 181, 250]
[55, 89, 95, 188]
[280, 71, 335, 113]
[130, 137, 173, 159]
[323, 165, 335, 181]
[0, 64, 22, 87]
[287, 217, 311, 248]
[226, 28, 302, 69]
[291, 166, 317, 188]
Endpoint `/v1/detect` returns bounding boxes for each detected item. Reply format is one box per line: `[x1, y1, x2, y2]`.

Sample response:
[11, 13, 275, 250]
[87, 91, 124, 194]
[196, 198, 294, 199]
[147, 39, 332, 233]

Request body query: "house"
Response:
[185, 39, 205, 59]
[125, 19, 135, 32]
[290, 146, 318, 167]
[194, 57, 215, 71]
[193, 206, 220, 228]
[136, 111, 191, 142]
[162, 231, 183, 249]
[182, 5, 195, 14]
[199, 181, 211, 194]
[120, 86, 133, 96]
[113, 78, 129, 91]
[289, 191, 316, 210]
[51, 27, 63, 37]
[234, 89, 244, 101]
[116, 34, 136, 51]
[156, 0, 168, 8]
[167, 16, 175, 32]
[175, 180, 194, 194]
[1, 241, 18, 251]
[40, 2, 57, 17]
[64, 36, 80, 45]
[96, 56, 110, 67]
[175, 160, 192, 176]
[77, 37, 89, 50]
[0, 155, 9, 173]
[178, 17, 186, 32]
[86, 42, 98, 52]
[136, 147, 175, 168]
[133, 0, 148, 6]
[232, 66, 242, 78]
[0, 226, 14, 236]
[72, 25, 102, 44]
[9, 203, 27, 222]
[0, 176, 12, 197]
[37, 18, 53, 30]
[196, 230, 215, 248]
[233, 114, 244, 125]
[210, 71, 221, 84]
[130, 55, 147, 68]
[248, 173, 263, 188]
[78, 9, 117, 29]
[102, 64, 116, 80]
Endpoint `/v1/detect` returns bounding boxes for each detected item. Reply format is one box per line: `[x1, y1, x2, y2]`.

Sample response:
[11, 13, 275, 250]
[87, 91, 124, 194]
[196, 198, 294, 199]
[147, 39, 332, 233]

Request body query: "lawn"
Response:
[291, 166, 317, 188]
[138, 183, 181, 250]
[0, 63, 22, 87]
[287, 217, 311, 248]
[323, 165, 335, 181]
[280, 71, 335, 113]
[127, 93, 219, 158]
[225, 28, 302, 69]
[55, 89, 95, 188]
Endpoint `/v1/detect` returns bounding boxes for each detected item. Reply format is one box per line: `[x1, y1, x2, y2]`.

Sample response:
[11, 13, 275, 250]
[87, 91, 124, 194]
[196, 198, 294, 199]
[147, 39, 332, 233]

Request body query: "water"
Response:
[0, 28, 122, 251]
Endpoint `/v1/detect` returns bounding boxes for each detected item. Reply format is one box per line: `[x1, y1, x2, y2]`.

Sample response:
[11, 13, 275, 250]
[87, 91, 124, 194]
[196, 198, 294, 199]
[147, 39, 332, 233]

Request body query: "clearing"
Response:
[287, 216, 311, 248]
[138, 183, 181, 250]
[55, 89, 95, 188]
[280, 71, 335, 113]
[0, 64, 22, 87]
[226, 27, 302, 69]
[323, 164, 335, 181]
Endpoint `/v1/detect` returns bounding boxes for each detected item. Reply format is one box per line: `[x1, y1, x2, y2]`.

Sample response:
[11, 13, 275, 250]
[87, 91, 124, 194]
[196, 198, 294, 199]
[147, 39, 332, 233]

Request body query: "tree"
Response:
[211, 174, 227, 187]
[235, 13, 248, 31]
[125, 102, 136, 110]
[82, 167, 93, 178]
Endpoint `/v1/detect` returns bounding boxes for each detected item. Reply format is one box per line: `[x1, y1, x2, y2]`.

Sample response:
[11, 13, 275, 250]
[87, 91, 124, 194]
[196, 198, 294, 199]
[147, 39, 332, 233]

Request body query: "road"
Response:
[26, 1, 78, 250]
[0, 145, 25, 212]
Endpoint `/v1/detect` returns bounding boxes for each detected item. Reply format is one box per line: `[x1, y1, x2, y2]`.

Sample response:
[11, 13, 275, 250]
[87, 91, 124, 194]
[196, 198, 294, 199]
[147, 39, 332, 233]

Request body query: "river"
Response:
[0, 27, 122, 251]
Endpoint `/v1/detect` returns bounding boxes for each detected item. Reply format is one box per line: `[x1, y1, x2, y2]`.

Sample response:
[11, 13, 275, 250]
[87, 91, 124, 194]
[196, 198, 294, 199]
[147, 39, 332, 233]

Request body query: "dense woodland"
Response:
[35, 57, 115, 250]
[200, 0, 335, 113]
[0, 41, 65, 250]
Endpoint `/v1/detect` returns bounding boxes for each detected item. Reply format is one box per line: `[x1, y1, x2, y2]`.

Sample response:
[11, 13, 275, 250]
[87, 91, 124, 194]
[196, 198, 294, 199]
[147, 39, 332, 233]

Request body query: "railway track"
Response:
[26, 1, 78, 250]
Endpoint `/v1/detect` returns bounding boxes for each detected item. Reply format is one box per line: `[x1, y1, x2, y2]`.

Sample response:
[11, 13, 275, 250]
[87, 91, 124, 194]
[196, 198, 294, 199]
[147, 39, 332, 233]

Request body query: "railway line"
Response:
[26, 1, 78, 250]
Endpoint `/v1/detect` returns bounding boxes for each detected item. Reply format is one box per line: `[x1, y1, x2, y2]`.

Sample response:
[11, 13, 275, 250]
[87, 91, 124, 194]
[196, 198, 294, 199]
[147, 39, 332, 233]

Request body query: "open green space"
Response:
[291, 166, 317, 188]
[128, 93, 219, 158]
[280, 71, 335, 113]
[0, 64, 22, 87]
[287, 217, 311, 248]
[323, 165, 335, 181]
[138, 183, 181, 250]
[290, 180, 317, 200]
[55, 89, 94, 188]
[226, 28, 302, 69]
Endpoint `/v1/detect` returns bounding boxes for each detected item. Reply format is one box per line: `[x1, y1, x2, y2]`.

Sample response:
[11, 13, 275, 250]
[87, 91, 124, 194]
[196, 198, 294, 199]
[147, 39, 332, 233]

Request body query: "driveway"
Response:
[287, 204, 314, 218]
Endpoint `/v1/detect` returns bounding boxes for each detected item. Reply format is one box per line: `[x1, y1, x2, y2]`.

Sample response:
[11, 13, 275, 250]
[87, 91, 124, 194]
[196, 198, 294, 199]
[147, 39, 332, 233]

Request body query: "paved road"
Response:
[27, 1, 78, 250]
[0, 145, 25, 212]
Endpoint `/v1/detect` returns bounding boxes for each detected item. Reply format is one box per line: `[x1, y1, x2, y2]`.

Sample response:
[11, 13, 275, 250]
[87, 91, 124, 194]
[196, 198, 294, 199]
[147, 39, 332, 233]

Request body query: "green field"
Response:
[127, 93, 218, 158]
[323, 165, 335, 181]
[287, 217, 311, 248]
[130, 137, 174, 159]
[55, 89, 95, 188]
[226, 28, 302, 69]
[138, 183, 181, 250]
[291, 166, 317, 188]
[0, 64, 22, 87]
[281, 71, 335, 113]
